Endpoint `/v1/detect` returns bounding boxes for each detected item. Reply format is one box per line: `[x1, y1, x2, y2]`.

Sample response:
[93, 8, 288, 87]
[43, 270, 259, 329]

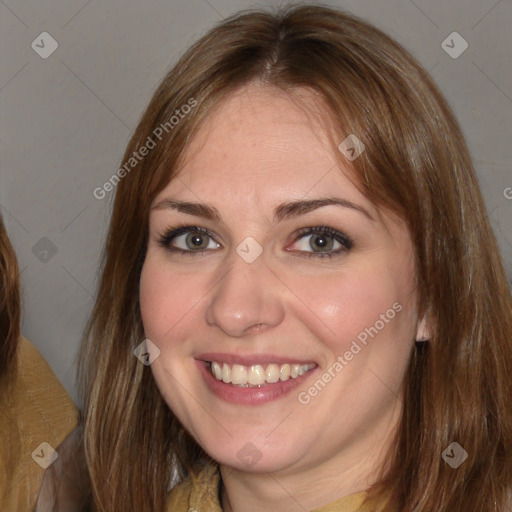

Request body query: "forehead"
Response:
[155, 85, 375, 216]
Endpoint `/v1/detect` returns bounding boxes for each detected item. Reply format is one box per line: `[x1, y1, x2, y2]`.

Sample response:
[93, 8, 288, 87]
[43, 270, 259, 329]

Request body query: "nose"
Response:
[205, 250, 285, 338]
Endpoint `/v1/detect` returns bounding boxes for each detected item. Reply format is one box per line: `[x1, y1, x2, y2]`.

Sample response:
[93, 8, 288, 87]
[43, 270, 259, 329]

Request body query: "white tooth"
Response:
[211, 361, 222, 380]
[231, 364, 248, 385]
[247, 365, 266, 385]
[280, 364, 291, 381]
[265, 364, 280, 383]
[222, 363, 231, 383]
[290, 364, 300, 378]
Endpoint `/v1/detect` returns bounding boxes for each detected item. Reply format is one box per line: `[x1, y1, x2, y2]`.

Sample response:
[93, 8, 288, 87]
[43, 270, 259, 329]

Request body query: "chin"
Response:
[202, 435, 307, 474]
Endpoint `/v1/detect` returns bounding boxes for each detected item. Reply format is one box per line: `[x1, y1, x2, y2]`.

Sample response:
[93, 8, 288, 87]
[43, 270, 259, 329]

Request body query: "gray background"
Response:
[1, 0, 511, 405]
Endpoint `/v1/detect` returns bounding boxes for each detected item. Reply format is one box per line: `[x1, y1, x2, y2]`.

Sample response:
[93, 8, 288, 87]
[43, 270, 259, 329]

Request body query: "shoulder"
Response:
[0, 336, 79, 512]
[9, 336, 78, 432]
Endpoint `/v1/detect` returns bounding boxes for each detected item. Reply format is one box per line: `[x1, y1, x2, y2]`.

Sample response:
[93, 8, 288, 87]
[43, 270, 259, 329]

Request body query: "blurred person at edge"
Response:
[0, 213, 80, 511]
[78, 5, 512, 512]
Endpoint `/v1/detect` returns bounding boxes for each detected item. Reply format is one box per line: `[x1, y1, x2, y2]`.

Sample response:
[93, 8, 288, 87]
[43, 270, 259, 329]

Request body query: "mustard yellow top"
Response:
[0, 337, 79, 512]
[167, 461, 395, 511]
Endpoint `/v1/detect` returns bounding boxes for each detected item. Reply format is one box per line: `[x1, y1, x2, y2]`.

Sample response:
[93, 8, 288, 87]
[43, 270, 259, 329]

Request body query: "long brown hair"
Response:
[0, 213, 20, 389]
[79, 5, 512, 511]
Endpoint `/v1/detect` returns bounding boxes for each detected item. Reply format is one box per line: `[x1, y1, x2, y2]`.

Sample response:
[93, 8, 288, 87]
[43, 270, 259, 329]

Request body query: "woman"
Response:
[79, 5, 512, 511]
[0, 214, 78, 512]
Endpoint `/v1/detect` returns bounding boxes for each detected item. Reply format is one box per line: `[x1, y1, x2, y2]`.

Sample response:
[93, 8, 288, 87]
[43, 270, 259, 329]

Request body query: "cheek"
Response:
[139, 257, 203, 413]
[139, 255, 204, 343]
[298, 259, 416, 356]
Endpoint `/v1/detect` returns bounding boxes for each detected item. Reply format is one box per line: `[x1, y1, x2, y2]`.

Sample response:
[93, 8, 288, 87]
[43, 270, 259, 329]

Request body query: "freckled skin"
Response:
[139, 85, 426, 508]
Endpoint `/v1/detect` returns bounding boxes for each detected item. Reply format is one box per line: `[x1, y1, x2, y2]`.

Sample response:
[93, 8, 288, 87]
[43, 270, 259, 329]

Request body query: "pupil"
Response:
[312, 235, 331, 251]
[188, 233, 206, 249]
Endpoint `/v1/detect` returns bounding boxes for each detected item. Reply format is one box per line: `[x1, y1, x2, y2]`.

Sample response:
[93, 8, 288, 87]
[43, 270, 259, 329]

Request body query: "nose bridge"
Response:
[205, 248, 284, 337]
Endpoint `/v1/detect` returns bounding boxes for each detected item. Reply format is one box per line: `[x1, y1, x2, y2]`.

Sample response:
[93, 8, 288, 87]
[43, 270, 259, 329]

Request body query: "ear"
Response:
[415, 314, 432, 342]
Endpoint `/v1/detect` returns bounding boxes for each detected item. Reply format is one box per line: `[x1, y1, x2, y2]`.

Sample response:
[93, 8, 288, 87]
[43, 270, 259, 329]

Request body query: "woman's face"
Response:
[140, 85, 424, 478]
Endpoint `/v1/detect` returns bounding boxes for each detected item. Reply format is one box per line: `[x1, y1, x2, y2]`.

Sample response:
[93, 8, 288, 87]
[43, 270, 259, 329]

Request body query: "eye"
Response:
[156, 224, 353, 259]
[157, 225, 220, 255]
[287, 226, 353, 259]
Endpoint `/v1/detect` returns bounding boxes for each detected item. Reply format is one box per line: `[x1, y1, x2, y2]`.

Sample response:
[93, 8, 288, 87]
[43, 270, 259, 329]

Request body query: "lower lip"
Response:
[196, 360, 317, 405]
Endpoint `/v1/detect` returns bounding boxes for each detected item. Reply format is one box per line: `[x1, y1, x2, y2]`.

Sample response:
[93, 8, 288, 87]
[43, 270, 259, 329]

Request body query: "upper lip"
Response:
[195, 352, 316, 366]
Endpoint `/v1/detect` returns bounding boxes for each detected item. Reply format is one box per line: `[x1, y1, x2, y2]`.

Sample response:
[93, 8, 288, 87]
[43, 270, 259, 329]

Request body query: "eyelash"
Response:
[156, 223, 354, 259]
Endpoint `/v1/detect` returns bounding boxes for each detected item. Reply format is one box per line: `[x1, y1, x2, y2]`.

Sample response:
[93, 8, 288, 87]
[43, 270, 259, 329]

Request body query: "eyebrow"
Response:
[151, 197, 374, 223]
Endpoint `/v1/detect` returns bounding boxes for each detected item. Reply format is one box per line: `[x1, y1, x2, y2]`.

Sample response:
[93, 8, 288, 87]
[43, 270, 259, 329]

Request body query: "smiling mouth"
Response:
[209, 361, 316, 387]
